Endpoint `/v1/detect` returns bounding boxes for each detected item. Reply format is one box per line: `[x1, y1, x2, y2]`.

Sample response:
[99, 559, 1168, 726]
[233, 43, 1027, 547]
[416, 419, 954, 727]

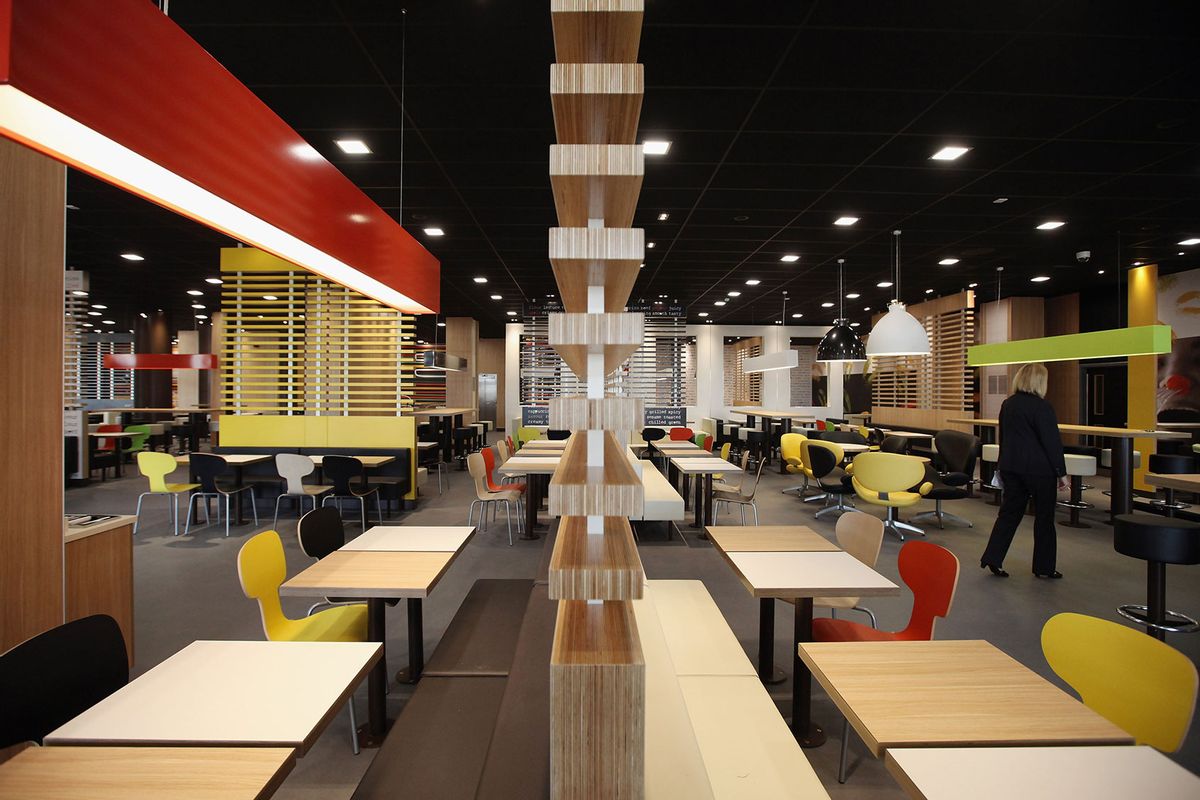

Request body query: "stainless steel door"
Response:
[478, 373, 497, 424]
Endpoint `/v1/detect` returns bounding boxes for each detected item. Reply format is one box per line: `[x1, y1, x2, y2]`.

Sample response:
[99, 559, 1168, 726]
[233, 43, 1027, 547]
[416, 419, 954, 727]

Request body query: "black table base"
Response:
[756, 598, 789, 685]
[792, 597, 826, 747]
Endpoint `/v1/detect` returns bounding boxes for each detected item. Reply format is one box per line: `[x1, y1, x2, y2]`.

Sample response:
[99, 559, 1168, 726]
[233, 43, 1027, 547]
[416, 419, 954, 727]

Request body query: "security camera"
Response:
[1076, 250, 1091, 263]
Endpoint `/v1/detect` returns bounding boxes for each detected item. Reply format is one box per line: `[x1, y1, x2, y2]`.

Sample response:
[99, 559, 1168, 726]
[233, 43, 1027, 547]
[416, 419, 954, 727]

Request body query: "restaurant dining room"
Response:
[1, 1, 1199, 798]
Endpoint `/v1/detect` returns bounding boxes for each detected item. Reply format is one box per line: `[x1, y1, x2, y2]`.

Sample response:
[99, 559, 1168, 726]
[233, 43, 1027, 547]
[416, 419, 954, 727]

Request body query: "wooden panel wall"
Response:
[0, 139, 66, 651]
[445, 317, 478, 411]
[478, 338, 506, 426]
[1045, 294, 1081, 436]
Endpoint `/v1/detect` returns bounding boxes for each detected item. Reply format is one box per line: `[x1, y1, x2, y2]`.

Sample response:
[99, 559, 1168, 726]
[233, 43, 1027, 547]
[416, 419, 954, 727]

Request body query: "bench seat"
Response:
[422, 579, 533, 677]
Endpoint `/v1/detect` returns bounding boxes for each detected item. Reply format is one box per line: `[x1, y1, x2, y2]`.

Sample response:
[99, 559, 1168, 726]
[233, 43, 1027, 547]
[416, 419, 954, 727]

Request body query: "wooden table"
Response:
[413, 407, 477, 463]
[95, 407, 218, 452]
[498, 455, 560, 538]
[0, 745, 296, 800]
[344, 525, 476, 553]
[521, 438, 569, 449]
[705, 525, 837, 554]
[948, 418, 1189, 518]
[673, 457, 738, 531]
[729, 409, 815, 472]
[712, 543, 899, 747]
[176, 454, 271, 524]
[884, 745, 1199, 800]
[88, 431, 137, 478]
[310, 454, 394, 468]
[799, 639, 1134, 757]
[280, 546, 463, 745]
[44, 641, 381, 754]
[1144, 471, 1200, 493]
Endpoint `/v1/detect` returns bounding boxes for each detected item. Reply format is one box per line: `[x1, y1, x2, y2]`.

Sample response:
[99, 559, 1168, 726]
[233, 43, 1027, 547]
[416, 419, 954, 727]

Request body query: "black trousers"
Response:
[982, 470, 1058, 575]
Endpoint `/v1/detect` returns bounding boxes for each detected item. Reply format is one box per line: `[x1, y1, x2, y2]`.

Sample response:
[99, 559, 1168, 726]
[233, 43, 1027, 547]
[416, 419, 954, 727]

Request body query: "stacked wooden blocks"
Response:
[546, 2, 649, 798]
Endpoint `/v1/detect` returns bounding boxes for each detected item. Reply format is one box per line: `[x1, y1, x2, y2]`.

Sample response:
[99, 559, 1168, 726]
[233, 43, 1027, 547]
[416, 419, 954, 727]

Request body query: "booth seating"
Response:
[352, 578, 555, 800]
[1058, 453, 1098, 528]
[1147, 453, 1194, 517]
[1113, 514, 1200, 641]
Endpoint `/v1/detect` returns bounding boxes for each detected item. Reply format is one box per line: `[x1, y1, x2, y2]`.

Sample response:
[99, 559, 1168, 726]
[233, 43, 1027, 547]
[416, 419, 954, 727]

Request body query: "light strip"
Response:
[967, 325, 1172, 367]
[744, 349, 799, 373]
[0, 86, 433, 314]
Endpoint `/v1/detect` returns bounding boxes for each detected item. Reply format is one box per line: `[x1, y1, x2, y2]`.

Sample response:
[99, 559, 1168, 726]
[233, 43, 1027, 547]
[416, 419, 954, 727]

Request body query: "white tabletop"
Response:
[884, 746, 1199, 800]
[883, 430, 933, 439]
[839, 442, 870, 453]
[655, 441, 702, 450]
[44, 641, 381, 755]
[522, 439, 569, 448]
[417, 441, 440, 449]
[499, 457, 560, 474]
[725, 551, 899, 599]
[672, 458, 737, 474]
[344, 525, 476, 553]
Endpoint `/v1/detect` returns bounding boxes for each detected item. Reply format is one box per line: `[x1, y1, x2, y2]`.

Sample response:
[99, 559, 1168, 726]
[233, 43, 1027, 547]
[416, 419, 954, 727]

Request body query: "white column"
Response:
[504, 322, 522, 431]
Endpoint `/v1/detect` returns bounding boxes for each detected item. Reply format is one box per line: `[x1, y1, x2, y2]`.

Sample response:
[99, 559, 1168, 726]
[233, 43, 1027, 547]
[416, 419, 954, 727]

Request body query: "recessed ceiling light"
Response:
[1036, 220, 1066, 230]
[191, 304, 205, 309]
[930, 145, 971, 161]
[1097, 270, 1106, 275]
[205, 277, 223, 284]
[262, 294, 278, 300]
[120, 253, 144, 261]
[66, 203, 79, 211]
[139, 312, 148, 319]
[834, 216, 859, 226]
[647, 242, 656, 249]
[101, 319, 115, 325]
[846, 293, 860, 299]
[714, 301, 727, 306]
[1179, 238, 1200, 246]
[993, 197, 1009, 204]
[876, 281, 893, 288]
[71, 290, 88, 297]
[727, 291, 741, 297]
[1180, 252, 1187, 256]
[91, 304, 107, 309]
[490, 294, 502, 300]
[864, 306, 871, 311]
[821, 302, 834, 308]
[81, 322, 93, 327]
[850, 322, 861, 328]
[791, 313, 803, 319]
[643, 140, 671, 155]
[194, 314, 208, 319]
[745, 279, 761, 286]
[698, 312, 709, 317]
[417, 339, 426, 344]
[506, 310, 517, 316]
[925, 288, 935, 294]
[423, 227, 444, 236]
[1031, 275, 1051, 282]
[87, 311, 101, 316]
[938, 258, 960, 266]
[473, 277, 488, 283]
[1132, 261, 1143, 266]
[334, 139, 370, 154]
[657, 212, 669, 221]
[780, 254, 800, 262]
[186, 289, 203, 296]
[968, 282, 978, 288]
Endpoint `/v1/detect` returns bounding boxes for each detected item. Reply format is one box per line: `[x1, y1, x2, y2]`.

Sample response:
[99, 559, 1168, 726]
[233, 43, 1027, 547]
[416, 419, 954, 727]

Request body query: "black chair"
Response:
[0, 614, 128, 748]
[184, 452, 259, 537]
[547, 429, 571, 441]
[913, 430, 979, 529]
[417, 422, 436, 442]
[823, 430, 869, 447]
[1148, 453, 1194, 517]
[641, 427, 666, 460]
[808, 442, 855, 519]
[321, 455, 383, 529]
[879, 435, 909, 454]
[1113, 513, 1200, 640]
[297, 507, 397, 614]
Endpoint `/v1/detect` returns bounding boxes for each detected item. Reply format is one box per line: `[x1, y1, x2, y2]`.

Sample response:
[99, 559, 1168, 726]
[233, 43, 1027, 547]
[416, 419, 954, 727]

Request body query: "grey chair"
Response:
[273, 453, 333, 529]
[713, 457, 766, 525]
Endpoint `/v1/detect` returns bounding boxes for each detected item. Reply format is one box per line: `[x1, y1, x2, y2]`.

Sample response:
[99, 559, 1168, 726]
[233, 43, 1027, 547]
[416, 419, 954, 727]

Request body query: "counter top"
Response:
[65, 514, 137, 543]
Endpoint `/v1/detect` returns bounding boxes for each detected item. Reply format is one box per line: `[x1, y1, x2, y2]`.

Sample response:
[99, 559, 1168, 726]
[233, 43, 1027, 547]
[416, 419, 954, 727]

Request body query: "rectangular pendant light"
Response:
[0, 0, 439, 314]
[743, 349, 799, 373]
[422, 351, 466, 372]
[967, 325, 1172, 367]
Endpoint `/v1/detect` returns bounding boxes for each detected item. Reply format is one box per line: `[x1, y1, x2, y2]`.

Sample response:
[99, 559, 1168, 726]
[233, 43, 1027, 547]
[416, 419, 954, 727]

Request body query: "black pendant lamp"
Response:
[817, 258, 867, 363]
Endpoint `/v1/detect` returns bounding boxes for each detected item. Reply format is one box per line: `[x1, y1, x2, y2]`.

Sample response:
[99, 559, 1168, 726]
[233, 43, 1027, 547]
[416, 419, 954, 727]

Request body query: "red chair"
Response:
[812, 539, 961, 784]
[95, 423, 122, 451]
[703, 435, 715, 452]
[814, 420, 828, 431]
[481, 447, 525, 494]
[669, 427, 694, 441]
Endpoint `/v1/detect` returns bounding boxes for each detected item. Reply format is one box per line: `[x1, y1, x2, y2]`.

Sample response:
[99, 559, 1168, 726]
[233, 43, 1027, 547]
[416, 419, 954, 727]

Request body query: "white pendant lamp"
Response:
[866, 230, 930, 357]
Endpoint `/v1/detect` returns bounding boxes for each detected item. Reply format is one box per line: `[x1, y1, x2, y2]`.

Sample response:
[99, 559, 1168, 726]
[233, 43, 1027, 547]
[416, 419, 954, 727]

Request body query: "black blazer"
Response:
[997, 391, 1067, 478]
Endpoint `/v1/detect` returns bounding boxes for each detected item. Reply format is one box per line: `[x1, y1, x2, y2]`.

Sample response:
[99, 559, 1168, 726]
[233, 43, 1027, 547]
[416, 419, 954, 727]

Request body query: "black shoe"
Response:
[981, 561, 1009, 578]
[1034, 570, 1063, 579]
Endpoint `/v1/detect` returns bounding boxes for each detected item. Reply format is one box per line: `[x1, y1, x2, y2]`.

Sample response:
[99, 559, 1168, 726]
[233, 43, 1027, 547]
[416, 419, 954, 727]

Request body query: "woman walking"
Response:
[980, 363, 1068, 578]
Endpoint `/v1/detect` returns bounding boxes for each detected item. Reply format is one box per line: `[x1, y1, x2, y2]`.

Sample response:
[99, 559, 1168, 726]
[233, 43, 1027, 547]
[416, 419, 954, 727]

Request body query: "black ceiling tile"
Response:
[642, 25, 797, 87]
[805, 0, 1042, 32]
[639, 87, 762, 132]
[170, 0, 341, 25]
[727, 131, 893, 165]
[643, 0, 818, 27]
[1004, 140, 1193, 175]
[748, 89, 941, 134]
[907, 93, 1112, 140]
[250, 85, 401, 129]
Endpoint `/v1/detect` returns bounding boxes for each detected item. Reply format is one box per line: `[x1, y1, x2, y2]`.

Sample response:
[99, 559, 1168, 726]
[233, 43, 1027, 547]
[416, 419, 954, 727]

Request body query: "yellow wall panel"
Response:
[1128, 264, 1158, 491]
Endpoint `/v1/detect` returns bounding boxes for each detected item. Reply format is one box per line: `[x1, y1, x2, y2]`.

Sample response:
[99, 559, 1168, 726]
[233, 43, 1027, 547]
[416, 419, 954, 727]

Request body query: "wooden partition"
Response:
[0, 138, 66, 651]
[1045, 294, 1081, 438]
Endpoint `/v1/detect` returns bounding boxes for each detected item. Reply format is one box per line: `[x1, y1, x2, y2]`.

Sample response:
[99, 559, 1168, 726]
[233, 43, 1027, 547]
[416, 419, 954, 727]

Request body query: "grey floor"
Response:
[65, 441, 1200, 798]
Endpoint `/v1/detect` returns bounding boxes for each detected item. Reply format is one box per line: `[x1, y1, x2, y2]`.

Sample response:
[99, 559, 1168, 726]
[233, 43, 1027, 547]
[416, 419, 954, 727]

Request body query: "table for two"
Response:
[728, 409, 814, 472]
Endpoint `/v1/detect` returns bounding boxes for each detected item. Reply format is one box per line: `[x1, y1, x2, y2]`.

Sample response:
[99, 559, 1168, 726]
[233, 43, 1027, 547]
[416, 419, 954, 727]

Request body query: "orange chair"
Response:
[812, 539, 961, 783]
[703, 435, 715, 452]
[481, 447, 525, 494]
[669, 427, 694, 441]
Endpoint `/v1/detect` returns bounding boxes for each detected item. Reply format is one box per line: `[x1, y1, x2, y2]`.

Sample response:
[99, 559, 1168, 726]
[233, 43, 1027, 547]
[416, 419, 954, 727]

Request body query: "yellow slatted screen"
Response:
[219, 250, 416, 415]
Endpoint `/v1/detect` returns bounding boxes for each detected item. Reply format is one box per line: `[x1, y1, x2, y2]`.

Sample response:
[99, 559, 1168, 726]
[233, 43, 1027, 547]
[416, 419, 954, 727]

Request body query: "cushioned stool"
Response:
[744, 430, 768, 471]
[982, 444, 1001, 505]
[1148, 453, 1194, 517]
[1113, 513, 1200, 641]
[453, 427, 476, 470]
[1100, 448, 1142, 470]
[1064, 445, 1102, 491]
[1058, 453, 1098, 528]
[470, 422, 488, 446]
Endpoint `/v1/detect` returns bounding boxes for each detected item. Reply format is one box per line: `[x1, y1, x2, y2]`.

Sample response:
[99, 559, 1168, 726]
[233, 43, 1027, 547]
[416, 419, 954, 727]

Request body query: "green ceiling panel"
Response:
[967, 325, 1172, 367]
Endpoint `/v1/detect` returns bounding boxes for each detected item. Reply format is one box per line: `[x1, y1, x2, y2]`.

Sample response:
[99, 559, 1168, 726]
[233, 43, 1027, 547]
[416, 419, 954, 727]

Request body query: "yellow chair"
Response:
[712, 442, 733, 482]
[849, 451, 932, 541]
[134, 450, 200, 536]
[780, 432, 808, 495]
[237, 530, 368, 753]
[516, 426, 543, 449]
[1042, 612, 1198, 752]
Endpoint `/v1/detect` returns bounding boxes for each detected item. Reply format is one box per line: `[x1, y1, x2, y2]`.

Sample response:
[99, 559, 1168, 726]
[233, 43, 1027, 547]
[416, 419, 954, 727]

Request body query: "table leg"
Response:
[757, 598, 787, 685]
[792, 597, 825, 747]
[779, 419, 793, 474]
[691, 472, 703, 528]
[233, 465, 245, 525]
[702, 474, 713, 539]
[359, 597, 390, 748]
[1111, 438, 1133, 521]
[395, 598, 425, 684]
[519, 474, 541, 539]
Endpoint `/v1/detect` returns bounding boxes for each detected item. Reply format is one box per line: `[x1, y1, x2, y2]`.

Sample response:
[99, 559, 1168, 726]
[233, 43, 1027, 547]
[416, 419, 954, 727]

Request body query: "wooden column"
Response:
[1045, 294, 1081, 441]
[445, 316, 478, 414]
[0, 137, 66, 651]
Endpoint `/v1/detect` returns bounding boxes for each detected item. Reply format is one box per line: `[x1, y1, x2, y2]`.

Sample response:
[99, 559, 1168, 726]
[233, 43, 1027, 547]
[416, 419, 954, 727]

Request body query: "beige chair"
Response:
[713, 457, 766, 525]
[466, 452, 521, 545]
[712, 450, 750, 494]
[815, 512, 885, 627]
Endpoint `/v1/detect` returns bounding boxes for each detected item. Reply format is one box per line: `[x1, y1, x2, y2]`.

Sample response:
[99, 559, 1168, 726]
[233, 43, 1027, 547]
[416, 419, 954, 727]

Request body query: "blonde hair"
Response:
[1012, 363, 1048, 398]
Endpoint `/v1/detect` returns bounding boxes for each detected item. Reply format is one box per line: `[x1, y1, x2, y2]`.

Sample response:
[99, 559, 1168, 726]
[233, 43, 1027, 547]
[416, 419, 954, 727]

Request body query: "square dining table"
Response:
[671, 456, 738, 531]
[0, 744, 297, 800]
[44, 640, 380, 755]
[280, 526, 474, 746]
[498, 454, 560, 537]
[799, 639, 1134, 757]
[710, 542, 899, 747]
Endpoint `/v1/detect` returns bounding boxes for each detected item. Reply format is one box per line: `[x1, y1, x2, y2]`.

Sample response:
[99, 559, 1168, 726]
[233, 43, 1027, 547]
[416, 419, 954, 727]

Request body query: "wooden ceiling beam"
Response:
[551, 64, 643, 145]
[549, 227, 643, 313]
[550, 144, 644, 228]
[551, 0, 644, 63]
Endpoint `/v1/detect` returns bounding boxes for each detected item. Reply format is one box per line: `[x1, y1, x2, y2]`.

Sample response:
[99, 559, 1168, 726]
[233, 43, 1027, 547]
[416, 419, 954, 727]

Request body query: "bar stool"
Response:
[744, 430, 768, 471]
[1148, 453, 1194, 517]
[1100, 448, 1141, 505]
[1057, 453, 1098, 528]
[1064, 445, 1102, 491]
[981, 444, 1001, 505]
[1113, 513, 1200, 640]
[452, 427, 476, 470]
[470, 422, 488, 447]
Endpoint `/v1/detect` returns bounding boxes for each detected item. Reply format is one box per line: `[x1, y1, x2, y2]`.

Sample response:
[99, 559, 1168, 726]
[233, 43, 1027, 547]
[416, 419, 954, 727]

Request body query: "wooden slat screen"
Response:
[79, 334, 133, 401]
[723, 338, 762, 405]
[871, 304, 976, 415]
[220, 268, 416, 415]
